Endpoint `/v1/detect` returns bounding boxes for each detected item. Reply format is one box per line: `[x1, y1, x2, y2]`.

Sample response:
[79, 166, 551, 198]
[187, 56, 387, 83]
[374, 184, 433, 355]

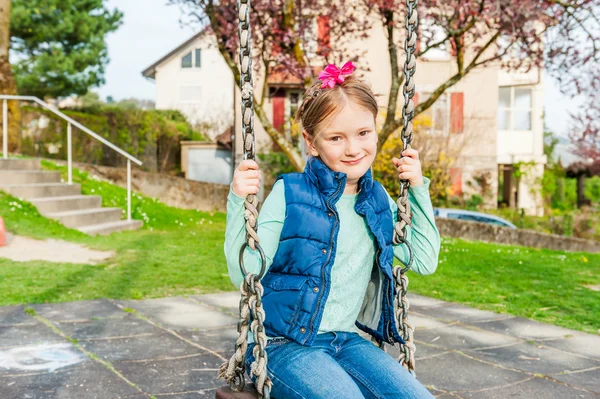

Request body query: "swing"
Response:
[216, 0, 420, 397]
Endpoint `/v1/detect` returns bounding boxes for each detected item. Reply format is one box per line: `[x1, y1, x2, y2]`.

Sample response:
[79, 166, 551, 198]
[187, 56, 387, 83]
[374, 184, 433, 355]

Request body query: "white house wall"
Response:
[356, 17, 500, 207]
[154, 34, 234, 139]
[497, 68, 546, 215]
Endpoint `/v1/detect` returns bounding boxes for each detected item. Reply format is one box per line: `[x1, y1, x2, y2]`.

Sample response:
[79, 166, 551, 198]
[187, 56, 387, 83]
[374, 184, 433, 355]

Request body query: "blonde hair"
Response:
[295, 74, 378, 146]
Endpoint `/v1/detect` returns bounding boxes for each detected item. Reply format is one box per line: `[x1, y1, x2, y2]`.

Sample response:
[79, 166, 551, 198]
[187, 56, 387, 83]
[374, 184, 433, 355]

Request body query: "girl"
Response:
[224, 62, 440, 399]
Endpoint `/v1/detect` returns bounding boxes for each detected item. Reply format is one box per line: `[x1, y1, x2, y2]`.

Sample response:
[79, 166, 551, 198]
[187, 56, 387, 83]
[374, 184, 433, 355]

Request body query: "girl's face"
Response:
[304, 100, 378, 191]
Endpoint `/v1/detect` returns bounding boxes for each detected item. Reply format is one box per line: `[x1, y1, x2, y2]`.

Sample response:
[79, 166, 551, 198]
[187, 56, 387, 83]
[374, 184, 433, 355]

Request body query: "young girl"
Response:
[224, 62, 440, 399]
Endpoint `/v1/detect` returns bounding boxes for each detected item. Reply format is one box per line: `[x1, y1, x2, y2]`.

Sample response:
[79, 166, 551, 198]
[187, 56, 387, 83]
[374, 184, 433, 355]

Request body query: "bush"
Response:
[20, 105, 206, 174]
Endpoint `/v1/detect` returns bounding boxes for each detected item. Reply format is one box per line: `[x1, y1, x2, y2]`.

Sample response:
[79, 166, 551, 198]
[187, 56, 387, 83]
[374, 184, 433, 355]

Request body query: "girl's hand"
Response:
[392, 148, 424, 187]
[232, 160, 262, 197]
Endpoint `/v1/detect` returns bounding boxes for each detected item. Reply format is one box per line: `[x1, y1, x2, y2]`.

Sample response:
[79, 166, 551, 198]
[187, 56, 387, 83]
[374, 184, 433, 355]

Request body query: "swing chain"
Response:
[238, 0, 260, 251]
[218, 274, 272, 398]
[391, 0, 419, 376]
[217, 0, 272, 397]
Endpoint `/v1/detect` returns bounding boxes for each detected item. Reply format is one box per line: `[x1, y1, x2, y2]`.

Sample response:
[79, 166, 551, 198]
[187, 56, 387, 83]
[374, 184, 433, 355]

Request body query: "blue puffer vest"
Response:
[260, 156, 405, 346]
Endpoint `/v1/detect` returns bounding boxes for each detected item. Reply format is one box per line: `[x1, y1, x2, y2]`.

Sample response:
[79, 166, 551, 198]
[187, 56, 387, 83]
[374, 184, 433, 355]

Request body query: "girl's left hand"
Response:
[392, 148, 425, 187]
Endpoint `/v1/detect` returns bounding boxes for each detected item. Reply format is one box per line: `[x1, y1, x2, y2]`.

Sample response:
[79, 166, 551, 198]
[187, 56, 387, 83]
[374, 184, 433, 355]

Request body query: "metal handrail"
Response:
[0, 94, 142, 221]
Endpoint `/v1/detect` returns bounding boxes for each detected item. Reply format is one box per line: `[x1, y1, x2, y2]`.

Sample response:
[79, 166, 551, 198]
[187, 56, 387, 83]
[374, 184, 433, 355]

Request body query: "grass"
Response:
[0, 160, 234, 303]
[0, 160, 598, 335]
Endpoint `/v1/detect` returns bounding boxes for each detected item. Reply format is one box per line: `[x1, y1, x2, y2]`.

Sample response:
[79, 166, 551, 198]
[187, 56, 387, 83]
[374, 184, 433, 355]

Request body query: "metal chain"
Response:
[217, 0, 271, 397]
[391, 0, 419, 376]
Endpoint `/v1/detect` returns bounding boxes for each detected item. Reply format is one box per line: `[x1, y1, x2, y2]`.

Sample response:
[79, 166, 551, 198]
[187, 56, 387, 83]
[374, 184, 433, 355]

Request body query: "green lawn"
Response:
[0, 160, 598, 335]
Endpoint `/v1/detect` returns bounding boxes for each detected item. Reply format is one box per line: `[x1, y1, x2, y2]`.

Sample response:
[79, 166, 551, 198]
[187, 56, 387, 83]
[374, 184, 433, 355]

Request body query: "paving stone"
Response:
[192, 292, 241, 315]
[0, 320, 64, 348]
[1, 362, 142, 398]
[56, 314, 161, 340]
[79, 333, 203, 362]
[30, 299, 124, 322]
[541, 335, 600, 361]
[384, 340, 450, 361]
[113, 353, 224, 394]
[117, 297, 237, 330]
[416, 352, 527, 392]
[0, 305, 33, 325]
[549, 367, 600, 394]
[0, 342, 88, 376]
[428, 388, 448, 396]
[3, 293, 598, 398]
[407, 294, 455, 309]
[411, 314, 455, 330]
[413, 304, 514, 324]
[416, 324, 522, 351]
[178, 327, 240, 354]
[472, 317, 584, 340]
[461, 376, 600, 398]
[154, 391, 216, 399]
[467, 342, 600, 375]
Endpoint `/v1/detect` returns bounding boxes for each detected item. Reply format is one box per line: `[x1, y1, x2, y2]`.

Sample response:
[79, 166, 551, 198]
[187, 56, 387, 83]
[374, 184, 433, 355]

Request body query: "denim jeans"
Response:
[245, 331, 434, 399]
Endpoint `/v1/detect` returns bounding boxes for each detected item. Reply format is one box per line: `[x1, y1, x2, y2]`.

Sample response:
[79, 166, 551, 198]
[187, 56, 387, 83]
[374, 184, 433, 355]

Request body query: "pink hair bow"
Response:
[318, 61, 357, 89]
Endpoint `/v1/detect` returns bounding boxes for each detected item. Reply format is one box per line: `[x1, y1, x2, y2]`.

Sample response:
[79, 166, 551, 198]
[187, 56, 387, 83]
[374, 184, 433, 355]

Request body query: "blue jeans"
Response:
[245, 331, 434, 399]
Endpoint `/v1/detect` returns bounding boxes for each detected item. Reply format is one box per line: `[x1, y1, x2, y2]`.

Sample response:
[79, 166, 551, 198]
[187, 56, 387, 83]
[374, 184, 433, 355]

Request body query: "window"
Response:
[181, 51, 192, 68]
[498, 87, 532, 131]
[195, 49, 201, 68]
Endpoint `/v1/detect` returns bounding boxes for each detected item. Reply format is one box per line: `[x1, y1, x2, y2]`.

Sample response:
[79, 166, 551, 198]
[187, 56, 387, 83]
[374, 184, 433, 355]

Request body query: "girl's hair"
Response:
[295, 74, 378, 143]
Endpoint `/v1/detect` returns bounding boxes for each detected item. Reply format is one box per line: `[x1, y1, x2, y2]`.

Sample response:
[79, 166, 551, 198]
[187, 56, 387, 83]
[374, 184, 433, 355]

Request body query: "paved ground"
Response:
[1, 293, 599, 399]
[0, 234, 114, 264]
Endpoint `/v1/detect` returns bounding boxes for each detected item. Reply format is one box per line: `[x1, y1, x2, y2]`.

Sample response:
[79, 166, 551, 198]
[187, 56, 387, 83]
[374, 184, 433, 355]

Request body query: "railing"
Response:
[0, 95, 143, 221]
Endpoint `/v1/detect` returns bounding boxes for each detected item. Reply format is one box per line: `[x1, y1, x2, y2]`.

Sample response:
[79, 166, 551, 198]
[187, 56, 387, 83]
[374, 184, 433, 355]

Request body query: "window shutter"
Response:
[449, 167, 463, 196]
[272, 95, 285, 132]
[450, 92, 464, 133]
[317, 16, 331, 56]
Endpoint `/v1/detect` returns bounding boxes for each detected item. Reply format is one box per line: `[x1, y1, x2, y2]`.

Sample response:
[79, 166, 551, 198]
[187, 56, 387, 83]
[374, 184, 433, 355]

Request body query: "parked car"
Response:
[433, 208, 517, 229]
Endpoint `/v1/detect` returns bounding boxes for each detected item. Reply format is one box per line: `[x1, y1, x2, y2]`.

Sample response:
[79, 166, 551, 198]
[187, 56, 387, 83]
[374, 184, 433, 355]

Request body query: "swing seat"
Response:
[215, 383, 259, 399]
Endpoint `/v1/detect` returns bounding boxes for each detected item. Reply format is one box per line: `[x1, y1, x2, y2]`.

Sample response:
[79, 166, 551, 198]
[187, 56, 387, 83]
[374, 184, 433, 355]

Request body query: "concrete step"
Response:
[0, 158, 41, 170]
[46, 207, 123, 229]
[0, 183, 81, 199]
[78, 219, 143, 236]
[30, 195, 103, 214]
[0, 170, 61, 184]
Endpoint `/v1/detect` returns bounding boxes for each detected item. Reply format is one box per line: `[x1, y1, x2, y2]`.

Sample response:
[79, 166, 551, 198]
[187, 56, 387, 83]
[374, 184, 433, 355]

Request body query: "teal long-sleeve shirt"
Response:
[224, 177, 440, 335]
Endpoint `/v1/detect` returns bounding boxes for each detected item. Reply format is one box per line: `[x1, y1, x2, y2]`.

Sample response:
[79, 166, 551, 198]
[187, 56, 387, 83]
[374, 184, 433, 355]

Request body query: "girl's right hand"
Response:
[232, 160, 262, 198]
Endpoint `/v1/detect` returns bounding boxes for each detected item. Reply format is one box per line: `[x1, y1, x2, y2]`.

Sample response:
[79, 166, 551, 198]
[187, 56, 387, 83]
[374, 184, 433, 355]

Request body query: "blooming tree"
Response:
[170, 0, 600, 170]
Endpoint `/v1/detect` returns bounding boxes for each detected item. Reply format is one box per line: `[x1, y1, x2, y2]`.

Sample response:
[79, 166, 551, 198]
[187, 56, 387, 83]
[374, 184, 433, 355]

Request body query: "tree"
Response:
[568, 72, 600, 176]
[169, 0, 371, 171]
[10, 0, 123, 99]
[0, 0, 20, 152]
[171, 0, 600, 170]
[368, 0, 600, 149]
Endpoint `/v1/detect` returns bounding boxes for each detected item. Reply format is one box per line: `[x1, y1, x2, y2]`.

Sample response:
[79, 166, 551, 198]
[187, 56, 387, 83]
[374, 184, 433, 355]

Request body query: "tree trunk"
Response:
[576, 174, 588, 208]
[0, 0, 21, 154]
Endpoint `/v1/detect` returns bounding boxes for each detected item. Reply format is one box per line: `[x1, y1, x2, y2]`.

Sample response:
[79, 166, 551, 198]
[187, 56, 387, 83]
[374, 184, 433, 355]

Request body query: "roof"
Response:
[141, 27, 209, 79]
[267, 65, 321, 88]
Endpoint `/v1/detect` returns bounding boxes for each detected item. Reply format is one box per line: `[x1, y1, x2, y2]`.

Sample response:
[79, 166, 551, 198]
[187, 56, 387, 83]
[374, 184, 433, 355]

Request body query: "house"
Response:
[142, 16, 546, 215]
[142, 29, 234, 140]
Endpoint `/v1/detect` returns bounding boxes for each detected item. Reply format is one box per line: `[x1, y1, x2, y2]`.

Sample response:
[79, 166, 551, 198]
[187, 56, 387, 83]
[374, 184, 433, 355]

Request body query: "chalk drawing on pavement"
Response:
[0, 343, 86, 372]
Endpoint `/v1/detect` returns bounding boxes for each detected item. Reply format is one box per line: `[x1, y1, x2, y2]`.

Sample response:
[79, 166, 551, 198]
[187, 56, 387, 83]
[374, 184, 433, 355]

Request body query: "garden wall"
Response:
[436, 218, 600, 253]
[68, 161, 600, 252]
[68, 162, 229, 212]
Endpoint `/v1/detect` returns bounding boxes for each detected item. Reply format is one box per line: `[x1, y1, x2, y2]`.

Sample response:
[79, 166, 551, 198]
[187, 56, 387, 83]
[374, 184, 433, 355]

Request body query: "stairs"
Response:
[0, 158, 142, 235]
